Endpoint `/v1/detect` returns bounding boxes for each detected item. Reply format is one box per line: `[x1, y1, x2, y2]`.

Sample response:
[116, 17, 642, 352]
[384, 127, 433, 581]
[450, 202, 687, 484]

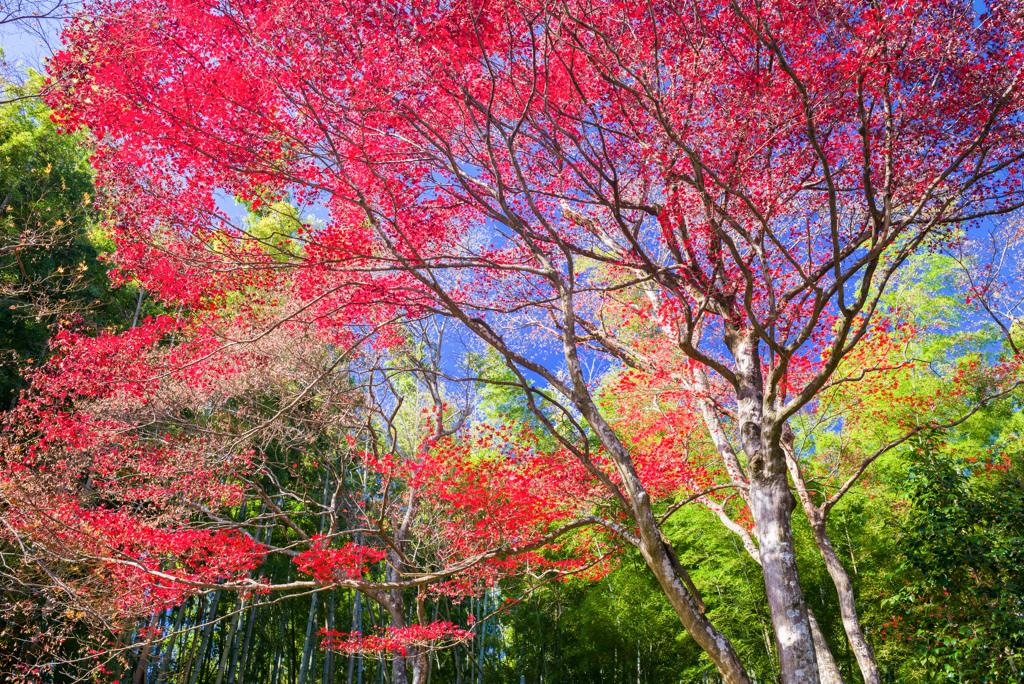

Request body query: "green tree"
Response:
[0, 75, 138, 408]
[877, 435, 1024, 683]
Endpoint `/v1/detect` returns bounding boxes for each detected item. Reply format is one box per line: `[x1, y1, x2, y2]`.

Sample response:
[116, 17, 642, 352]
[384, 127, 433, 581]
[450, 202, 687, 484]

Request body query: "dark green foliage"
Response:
[880, 435, 1024, 683]
[0, 76, 141, 409]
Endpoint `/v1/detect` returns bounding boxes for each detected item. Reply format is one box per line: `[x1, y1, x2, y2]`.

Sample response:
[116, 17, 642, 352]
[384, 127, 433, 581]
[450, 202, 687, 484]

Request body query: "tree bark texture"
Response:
[748, 475, 820, 684]
[640, 534, 754, 684]
[580, 401, 754, 684]
[808, 610, 845, 684]
[731, 329, 820, 684]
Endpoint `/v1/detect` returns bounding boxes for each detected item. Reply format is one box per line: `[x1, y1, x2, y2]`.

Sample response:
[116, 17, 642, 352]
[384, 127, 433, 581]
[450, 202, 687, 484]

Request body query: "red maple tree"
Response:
[8, 0, 1024, 683]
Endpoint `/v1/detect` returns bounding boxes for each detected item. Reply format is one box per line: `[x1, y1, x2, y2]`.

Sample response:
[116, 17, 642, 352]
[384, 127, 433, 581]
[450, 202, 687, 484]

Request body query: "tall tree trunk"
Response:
[783, 428, 880, 684]
[698, 399, 846, 684]
[747, 473, 819, 684]
[290, 601, 299, 684]
[231, 601, 258, 684]
[224, 601, 246, 684]
[297, 593, 319, 684]
[214, 596, 244, 684]
[808, 517, 878, 684]
[271, 606, 286, 684]
[382, 600, 409, 684]
[581, 402, 753, 684]
[347, 591, 361, 684]
[807, 611, 845, 684]
[424, 599, 439, 684]
[444, 602, 462, 684]
[297, 474, 332, 684]
[475, 592, 485, 680]
[235, 504, 273, 684]
[406, 589, 430, 684]
[551, 282, 753, 684]
[729, 329, 819, 684]
[324, 591, 335, 684]
[180, 620, 203, 684]
[532, 594, 546, 684]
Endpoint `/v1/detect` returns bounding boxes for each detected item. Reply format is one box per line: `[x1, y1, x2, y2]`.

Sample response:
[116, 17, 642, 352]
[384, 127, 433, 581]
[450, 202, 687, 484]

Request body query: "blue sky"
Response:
[1, 3, 70, 75]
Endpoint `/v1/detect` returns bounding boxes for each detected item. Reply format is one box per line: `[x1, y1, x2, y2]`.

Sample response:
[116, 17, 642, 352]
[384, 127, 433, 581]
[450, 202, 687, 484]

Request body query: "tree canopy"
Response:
[1, 1, 1024, 683]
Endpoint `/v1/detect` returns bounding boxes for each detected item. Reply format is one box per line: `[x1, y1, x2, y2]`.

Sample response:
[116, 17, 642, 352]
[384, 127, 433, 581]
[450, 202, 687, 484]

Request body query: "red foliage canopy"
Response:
[7, 0, 1023, 682]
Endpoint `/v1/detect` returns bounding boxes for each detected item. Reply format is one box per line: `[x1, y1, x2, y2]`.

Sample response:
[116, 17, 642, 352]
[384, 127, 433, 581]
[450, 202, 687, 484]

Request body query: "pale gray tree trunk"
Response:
[232, 602, 257, 684]
[807, 611, 845, 684]
[323, 591, 335, 684]
[214, 595, 244, 684]
[706, 491, 846, 684]
[783, 425, 880, 684]
[346, 591, 361, 684]
[385, 600, 410, 684]
[748, 474, 819, 684]
[271, 608, 286, 684]
[581, 405, 753, 684]
[728, 329, 820, 684]
[807, 516, 879, 684]
[523, 277, 756, 684]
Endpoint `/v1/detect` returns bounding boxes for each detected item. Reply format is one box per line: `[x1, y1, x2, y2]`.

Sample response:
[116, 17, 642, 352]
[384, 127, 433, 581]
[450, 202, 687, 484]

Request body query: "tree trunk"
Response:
[716, 501, 845, 684]
[232, 601, 258, 684]
[475, 592, 485, 680]
[574, 392, 753, 683]
[444, 601, 462, 684]
[782, 424, 880, 684]
[189, 592, 221, 684]
[729, 329, 820, 684]
[297, 593, 319, 684]
[383, 601, 410, 684]
[807, 610, 845, 684]
[748, 474, 819, 684]
[638, 532, 753, 684]
[808, 519, 879, 684]
[271, 607, 285, 684]
[324, 591, 335, 684]
[290, 601, 299, 684]
[347, 591, 361, 684]
[425, 600, 439, 684]
[214, 596, 243, 684]
[180, 622, 202, 684]
[224, 603, 246, 684]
